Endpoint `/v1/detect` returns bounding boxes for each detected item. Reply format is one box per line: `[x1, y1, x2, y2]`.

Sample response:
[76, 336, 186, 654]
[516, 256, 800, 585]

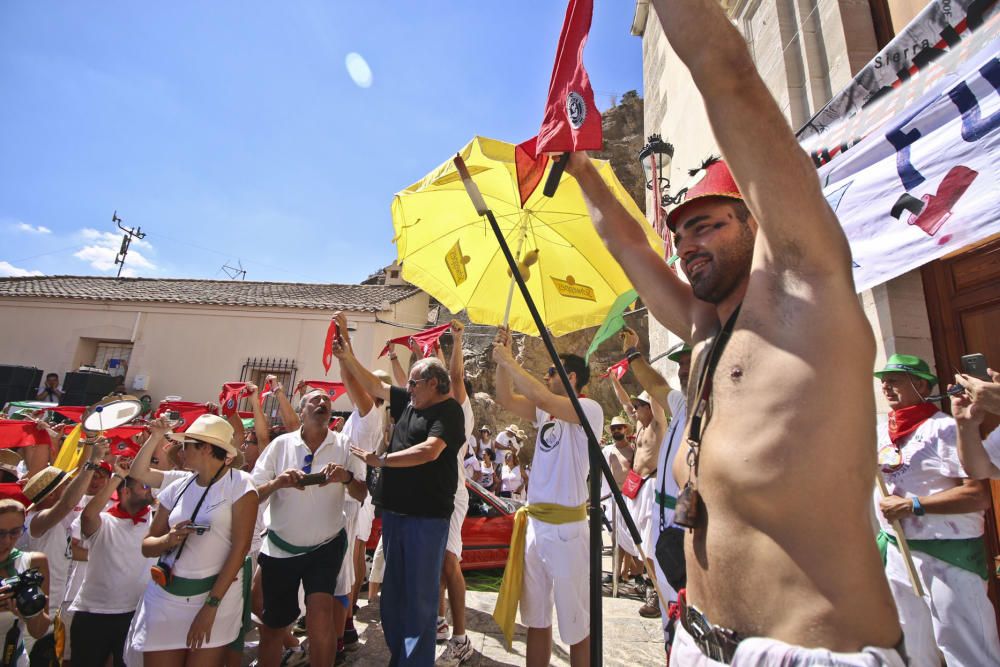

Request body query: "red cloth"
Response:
[260, 379, 274, 406]
[219, 383, 249, 417]
[887, 402, 939, 445]
[302, 381, 347, 403]
[600, 359, 629, 380]
[0, 483, 30, 507]
[515, 136, 550, 207]
[106, 503, 151, 525]
[52, 406, 86, 423]
[0, 420, 52, 449]
[154, 401, 211, 432]
[105, 426, 145, 457]
[535, 0, 602, 155]
[323, 319, 340, 375]
[378, 323, 451, 359]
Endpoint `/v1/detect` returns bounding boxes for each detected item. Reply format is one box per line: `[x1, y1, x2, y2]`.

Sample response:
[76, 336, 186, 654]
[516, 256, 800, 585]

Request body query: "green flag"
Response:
[585, 289, 638, 363]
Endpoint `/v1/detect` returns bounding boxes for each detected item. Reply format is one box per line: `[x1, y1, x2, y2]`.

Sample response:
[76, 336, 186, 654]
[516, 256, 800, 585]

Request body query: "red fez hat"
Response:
[664, 157, 743, 232]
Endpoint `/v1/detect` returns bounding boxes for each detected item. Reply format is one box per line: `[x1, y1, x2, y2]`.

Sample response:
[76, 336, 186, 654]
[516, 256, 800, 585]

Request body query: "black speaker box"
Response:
[0, 365, 41, 389]
[61, 371, 118, 406]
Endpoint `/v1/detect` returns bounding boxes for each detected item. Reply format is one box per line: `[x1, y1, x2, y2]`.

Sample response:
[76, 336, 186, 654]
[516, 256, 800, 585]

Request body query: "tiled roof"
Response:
[0, 276, 421, 312]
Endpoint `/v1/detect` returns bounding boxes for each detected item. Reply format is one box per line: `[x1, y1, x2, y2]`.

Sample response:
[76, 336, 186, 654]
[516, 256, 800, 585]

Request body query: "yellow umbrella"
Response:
[391, 136, 662, 336]
[53, 423, 87, 472]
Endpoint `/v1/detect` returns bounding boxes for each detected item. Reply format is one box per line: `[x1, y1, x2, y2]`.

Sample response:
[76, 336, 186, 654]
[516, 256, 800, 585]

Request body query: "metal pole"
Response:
[455, 155, 647, 666]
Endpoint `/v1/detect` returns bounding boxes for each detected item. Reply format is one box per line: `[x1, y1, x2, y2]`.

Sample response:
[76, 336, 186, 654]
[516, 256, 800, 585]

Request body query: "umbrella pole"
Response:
[455, 155, 647, 666]
[502, 226, 528, 326]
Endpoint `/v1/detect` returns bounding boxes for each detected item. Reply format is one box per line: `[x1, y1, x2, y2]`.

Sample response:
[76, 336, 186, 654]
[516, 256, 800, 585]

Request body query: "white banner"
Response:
[817, 10, 1000, 291]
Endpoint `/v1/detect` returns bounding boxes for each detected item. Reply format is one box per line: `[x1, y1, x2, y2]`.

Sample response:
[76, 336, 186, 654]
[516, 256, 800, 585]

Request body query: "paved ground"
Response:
[243, 537, 667, 666]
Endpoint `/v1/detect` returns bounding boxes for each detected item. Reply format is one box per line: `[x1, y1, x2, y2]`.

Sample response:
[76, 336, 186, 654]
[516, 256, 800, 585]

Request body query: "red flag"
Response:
[379, 323, 451, 359]
[218, 383, 249, 417]
[600, 358, 630, 380]
[154, 401, 211, 432]
[323, 319, 340, 375]
[0, 420, 52, 449]
[52, 406, 86, 423]
[536, 0, 602, 155]
[106, 426, 145, 457]
[515, 137, 550, 208]
[302, 381, 347, 403]
[260, 379, 274, 407]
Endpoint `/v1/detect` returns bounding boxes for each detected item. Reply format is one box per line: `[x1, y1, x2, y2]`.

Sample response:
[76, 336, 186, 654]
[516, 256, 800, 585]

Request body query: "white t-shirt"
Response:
[529, 398, 604, 507]
[24, 510, 73, 612]
[500, 465, 523, 493]
[71, 510, 155, 613]
[343, 406, 385, 454]
[251, 429, 365, 558]
[655, 390, 687, 531]
[156, 469, 257, 579]
[457, 398, 474, 488]
[156, 469, 190, 495]
[983, 425, 1000, 469]
[494, 431, 517, 452]
[875, 411, 982, 540]
[462, 454, 478, 480]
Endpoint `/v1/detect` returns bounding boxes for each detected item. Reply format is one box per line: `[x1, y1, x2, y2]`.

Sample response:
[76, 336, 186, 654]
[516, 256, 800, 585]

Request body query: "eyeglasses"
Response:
[407, 378, 428, 388]
[181, 440, 203, 449]
[303, 453, 314, 474]
[0, 526, 26, 540]
[545, 367, 557, 377]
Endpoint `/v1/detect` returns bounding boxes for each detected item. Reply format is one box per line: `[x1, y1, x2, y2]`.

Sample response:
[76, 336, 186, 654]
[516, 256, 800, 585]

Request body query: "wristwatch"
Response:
[83, 461, 100, 472]
[343, 470, 355, 485]
[625, 346, 642, 362]
[205, 595, 222, 608]
[911, 496, 925, 516]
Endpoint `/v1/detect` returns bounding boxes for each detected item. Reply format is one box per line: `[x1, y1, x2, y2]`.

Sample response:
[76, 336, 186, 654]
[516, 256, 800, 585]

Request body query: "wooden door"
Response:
[922, 233, 1000, 631]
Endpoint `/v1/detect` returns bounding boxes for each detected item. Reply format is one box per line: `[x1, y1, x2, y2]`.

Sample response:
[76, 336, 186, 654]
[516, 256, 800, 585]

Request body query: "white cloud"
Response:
[0, 261, 44, 277]
[345, 52, 373, 88]
[74, 228, 156, 273]
[13, 222, 51, 234]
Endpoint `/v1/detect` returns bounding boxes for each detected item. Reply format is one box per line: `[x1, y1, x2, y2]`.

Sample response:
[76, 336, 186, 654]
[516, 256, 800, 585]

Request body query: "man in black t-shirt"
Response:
[335, 330, 464, 666]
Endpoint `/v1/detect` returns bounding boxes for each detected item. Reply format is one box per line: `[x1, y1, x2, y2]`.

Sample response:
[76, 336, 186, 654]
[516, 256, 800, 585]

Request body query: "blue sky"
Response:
[0, 2, 643, 284]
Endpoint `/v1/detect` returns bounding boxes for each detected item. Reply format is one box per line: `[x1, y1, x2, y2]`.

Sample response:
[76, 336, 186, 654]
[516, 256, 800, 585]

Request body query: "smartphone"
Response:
[188, 524, 211, 535]
[299, 472, 327, 486]
[961, 353, 989, 380]
[167, 410, 181, 421]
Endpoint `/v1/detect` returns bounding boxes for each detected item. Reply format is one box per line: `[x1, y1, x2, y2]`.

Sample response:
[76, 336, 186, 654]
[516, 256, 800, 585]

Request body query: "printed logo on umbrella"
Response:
[445, 239, 470, 286]
[551, 275, 596, 301]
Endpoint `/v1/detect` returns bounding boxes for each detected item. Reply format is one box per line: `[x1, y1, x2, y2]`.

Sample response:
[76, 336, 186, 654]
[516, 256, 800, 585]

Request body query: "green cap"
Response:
[874, 354, 938, 386]
[666, 343, 693, 363]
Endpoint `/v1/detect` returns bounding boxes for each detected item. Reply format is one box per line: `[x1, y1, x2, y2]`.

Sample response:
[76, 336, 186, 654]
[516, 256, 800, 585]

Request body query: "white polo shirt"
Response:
[70, 510, 154, 614]
[251, 428, 365, 559]
[984, 425, 1000, 469]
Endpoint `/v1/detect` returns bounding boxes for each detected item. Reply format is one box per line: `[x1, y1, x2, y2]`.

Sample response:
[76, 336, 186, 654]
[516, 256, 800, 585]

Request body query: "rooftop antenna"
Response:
[112, 211, 145, 278]
[221, 259, 247, 280]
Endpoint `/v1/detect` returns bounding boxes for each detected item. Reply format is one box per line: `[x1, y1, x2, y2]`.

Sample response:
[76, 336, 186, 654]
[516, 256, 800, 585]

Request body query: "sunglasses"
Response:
[0, 526, 26, 540]
[303, 453, 314, 474]
[545, 367, 557, 378]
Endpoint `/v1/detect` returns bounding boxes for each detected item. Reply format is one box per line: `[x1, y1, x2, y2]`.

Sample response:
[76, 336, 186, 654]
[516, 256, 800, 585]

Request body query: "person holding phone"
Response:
[952, 364, 1000, 479]
[250, 387, 367, 667]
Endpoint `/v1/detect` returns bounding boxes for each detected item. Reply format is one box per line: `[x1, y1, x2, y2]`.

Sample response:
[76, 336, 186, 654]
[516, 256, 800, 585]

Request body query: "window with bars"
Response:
[93, 342, 133, 377]
[239, 357, 298, 422]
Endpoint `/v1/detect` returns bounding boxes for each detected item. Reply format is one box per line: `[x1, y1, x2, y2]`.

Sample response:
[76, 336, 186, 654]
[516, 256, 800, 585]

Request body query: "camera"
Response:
[0, 568, 47, 618]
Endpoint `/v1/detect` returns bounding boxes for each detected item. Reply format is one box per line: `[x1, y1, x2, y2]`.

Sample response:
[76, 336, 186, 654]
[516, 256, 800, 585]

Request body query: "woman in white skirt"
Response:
[131, 414, 258, 665]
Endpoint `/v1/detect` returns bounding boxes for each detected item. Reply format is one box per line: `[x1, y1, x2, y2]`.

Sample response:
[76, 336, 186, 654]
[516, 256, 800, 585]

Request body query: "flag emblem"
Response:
[566, 91, 586, 129]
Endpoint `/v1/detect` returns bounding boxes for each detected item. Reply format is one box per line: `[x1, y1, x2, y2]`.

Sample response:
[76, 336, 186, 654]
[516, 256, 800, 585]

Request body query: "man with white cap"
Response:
[251, 383, 368, 667]
[493, 425, 519, 455]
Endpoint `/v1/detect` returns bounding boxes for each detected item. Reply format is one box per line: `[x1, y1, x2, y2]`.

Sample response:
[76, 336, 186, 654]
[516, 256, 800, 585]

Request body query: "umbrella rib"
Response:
[528, 214, 624, 296]
[397, 219, 500, 258]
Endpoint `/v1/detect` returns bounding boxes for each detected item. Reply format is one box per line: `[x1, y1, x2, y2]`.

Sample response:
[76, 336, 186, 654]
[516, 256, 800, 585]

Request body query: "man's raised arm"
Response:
[330, 312, 391, 402]
[566, 152, 699, 341]
[650, 0, 852, 276]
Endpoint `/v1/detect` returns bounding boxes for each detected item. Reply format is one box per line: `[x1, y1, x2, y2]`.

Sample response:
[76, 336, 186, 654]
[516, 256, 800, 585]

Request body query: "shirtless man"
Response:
[565, 0, 902, 661]
[601, 416, 639, 583]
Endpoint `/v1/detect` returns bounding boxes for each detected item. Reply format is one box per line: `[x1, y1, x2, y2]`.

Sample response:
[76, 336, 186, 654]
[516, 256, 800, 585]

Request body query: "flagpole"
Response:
[456, 155, 647, 666]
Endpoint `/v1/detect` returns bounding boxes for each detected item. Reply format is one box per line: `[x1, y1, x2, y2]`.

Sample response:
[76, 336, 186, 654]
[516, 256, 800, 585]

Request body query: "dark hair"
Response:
[191, 439, 227, 461]
[123, 475, 145, 492]
[731, 201, 751, 224]
[483, 448, 495, 463]
[560, 354, 590, 391]
[46, 373, 58, 380]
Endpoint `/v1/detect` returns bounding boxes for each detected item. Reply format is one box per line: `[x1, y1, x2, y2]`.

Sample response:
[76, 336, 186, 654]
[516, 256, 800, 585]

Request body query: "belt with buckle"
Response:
[678, 591, 743, 664]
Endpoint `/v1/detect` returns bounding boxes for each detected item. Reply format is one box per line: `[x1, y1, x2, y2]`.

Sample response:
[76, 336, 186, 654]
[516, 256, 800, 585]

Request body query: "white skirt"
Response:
[128, 569, 244, 652]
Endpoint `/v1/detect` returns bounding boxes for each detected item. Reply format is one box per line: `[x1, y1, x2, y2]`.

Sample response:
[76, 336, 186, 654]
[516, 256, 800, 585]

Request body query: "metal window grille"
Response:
[239, 357, 298, 426]
[93, 342, 134, 377]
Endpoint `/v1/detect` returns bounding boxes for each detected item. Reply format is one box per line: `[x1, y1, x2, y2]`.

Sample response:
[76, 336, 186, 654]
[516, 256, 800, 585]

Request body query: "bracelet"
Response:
[379, 453, 389, 468]
[83, 461, 100, 472]
[625, 346, 642, 362]
[388, 353, 397, 360]
[205, 595, 222, 608]
[343, 470, 355, 485]
[111, 472, 126, 483]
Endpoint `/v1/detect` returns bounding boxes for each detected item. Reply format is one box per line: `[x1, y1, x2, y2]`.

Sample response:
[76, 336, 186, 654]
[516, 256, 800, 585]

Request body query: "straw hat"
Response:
[23, 466, 71, 510]
[609, 416, 629, 429]
[515, 428, 528, 441]
[166, 414, 237, 457]
[635, 391, 652, 406]
[0, 450, 22, 469]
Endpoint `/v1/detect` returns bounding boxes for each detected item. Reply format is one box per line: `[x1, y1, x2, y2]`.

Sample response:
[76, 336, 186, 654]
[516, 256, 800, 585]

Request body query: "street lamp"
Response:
[639, 134, 687, 206]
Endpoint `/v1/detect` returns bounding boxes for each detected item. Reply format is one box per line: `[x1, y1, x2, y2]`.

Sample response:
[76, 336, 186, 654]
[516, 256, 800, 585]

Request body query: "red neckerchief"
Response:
[887, 402, 938, 445]
[106, 503, 151, 525]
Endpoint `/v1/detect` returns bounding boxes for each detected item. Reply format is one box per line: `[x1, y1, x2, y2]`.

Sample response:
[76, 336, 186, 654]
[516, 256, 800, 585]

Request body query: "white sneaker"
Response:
[436, 636, 474, 666]
[436, 617, 450, 641]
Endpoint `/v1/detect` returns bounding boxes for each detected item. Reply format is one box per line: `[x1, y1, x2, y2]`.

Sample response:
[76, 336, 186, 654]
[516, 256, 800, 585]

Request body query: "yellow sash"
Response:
[492, 502, 587, 649]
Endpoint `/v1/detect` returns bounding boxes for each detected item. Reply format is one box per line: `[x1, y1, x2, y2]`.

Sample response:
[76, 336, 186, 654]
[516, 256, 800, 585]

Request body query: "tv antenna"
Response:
[112, 211, 145, 278]
[221, 260, 247, 280]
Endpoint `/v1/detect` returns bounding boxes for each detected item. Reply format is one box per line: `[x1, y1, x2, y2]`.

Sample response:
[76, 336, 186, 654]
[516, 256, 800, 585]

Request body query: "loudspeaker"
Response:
[61, 371, 118, 406]
[0, 365, 43, 405]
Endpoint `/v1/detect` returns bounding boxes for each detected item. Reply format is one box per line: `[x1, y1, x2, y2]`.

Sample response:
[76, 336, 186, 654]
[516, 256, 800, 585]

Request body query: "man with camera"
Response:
[251, 387, 367, 667]
[0, 498, 53, 666]
[874, 355, 999, 664]
[952, 367, 1000, 478]
[70, 457, 155, 666]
